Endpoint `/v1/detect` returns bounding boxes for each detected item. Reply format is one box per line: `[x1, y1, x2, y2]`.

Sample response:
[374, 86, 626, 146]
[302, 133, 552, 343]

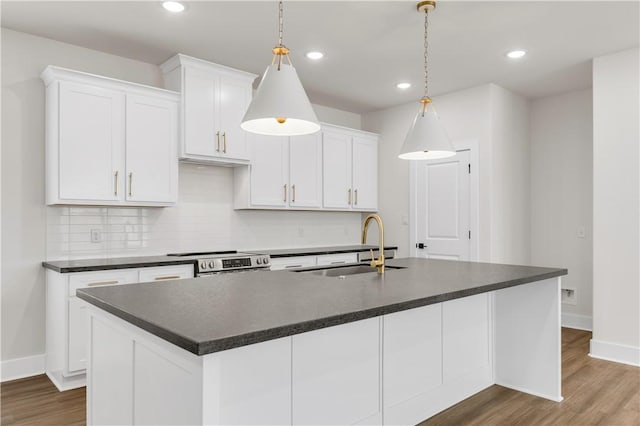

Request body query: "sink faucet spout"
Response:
[361, 214, 385, 274]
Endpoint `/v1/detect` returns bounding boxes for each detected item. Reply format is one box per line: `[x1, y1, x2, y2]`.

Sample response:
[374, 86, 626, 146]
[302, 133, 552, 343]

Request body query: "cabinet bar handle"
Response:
[348, 188, 352, 205]
[330, 261, 346, 265]
[285, 265, 302, 269]
[355, 189, 358, 205]
[87, 280, 119, 287]
[128, 172, 133, 197]
[283, 184, 288, 203]
[154, 275, 181, 281]
[215, 131, 220, 152]
[292, 184, 296, 203]
[114, 171, 119, 196]
[222, 132, 227, 153]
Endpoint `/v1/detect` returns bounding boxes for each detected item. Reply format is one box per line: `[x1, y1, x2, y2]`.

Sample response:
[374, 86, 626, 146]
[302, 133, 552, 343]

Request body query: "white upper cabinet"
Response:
[41, 66, 179, 206]
[234, 132, 322, 210]
[289, 133, 323, 208]
[323, 125, 379, 212]
[57, 81, 124, 203]
[125, 94, 178, 203]
[161, 54, 256, 165]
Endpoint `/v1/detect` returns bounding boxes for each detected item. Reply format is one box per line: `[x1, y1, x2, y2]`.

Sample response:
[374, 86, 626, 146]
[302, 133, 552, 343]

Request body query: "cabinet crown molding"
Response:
[160, 53, 258, 83]
[40, 66, 179, 101]
[320, 122, 379, 139]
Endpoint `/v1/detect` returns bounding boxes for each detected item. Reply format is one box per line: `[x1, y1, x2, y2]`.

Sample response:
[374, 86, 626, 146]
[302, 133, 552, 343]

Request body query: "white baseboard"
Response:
[590, 339, 640, 367]
[1, 354, 45, 382]
[561, 312, 592, 331]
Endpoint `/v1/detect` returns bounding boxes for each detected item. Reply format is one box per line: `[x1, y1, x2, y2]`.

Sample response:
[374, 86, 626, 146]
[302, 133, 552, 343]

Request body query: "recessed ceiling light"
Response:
[305, 51, 324, 60]
[506, 50, 527, 59]
[396, 82, 411, 90]
[162, 1, 185, 12]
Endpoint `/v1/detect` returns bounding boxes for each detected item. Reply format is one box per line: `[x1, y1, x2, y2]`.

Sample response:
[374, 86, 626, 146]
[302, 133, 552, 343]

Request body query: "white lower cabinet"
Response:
[383, 293, 491, 425]
[46, 264, 194, 391]
[292, 318, 381, 425]
[269, 253, 359, 271]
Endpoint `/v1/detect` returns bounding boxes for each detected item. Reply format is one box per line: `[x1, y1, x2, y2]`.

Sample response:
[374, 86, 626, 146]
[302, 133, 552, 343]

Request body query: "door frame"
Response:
[409, 140, 480, 260]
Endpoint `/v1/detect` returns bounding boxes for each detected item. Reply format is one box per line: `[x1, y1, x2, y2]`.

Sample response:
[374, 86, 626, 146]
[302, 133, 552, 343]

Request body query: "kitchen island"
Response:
[78, 258, 566, 425]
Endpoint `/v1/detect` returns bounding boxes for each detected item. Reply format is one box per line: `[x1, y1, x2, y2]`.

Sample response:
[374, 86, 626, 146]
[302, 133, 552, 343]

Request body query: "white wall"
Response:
[531, 89, 593, 330]
[591, 48, 640, 366]
[1, 28, 363, 366]
[489, 85, 531, 265]
[362, 83, 531, 265]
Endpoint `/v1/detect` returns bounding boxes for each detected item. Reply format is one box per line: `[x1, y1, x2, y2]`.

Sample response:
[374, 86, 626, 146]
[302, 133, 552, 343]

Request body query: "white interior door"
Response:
[415, 150, 471, 260]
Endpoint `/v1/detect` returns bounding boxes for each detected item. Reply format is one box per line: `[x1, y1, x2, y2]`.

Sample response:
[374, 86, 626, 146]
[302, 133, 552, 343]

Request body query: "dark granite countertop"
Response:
[77, 258, 567, 356]
[42, 245, 399, 273]
[42, 255, 197, 273]
[246, 244, 398, 258]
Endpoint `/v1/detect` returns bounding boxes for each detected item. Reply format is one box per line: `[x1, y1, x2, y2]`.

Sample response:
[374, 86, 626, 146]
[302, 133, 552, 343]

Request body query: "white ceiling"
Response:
[2, 1, 638, 112]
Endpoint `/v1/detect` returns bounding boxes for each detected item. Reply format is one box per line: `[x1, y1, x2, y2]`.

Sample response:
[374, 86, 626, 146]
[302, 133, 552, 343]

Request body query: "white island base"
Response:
[86, 278, 561, 425]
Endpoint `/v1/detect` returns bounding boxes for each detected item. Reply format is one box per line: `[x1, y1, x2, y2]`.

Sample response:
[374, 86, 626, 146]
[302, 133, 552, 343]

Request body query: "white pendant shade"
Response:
[398, 104, 455, 160]
[241, 63, 320, 136]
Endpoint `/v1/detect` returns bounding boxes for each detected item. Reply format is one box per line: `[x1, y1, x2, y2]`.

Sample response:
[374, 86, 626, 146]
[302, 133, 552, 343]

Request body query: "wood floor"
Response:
[1, 329, 638, 425]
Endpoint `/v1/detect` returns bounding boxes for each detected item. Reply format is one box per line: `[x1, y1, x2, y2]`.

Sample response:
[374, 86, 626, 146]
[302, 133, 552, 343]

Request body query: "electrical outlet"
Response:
[561, 288, 577, 305]
[90, 229, 102, 243]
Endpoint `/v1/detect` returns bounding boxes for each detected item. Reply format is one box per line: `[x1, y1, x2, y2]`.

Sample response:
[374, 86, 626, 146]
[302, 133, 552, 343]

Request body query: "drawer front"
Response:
[138, 264, 194, 283]
[269, 256, 317, 271]
[69, 269, 139, 297]
[316, 253, 358, 266]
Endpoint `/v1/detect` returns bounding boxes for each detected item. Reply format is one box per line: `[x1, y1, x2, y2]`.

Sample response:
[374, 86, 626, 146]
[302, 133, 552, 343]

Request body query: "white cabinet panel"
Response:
[352, 136, 378, 211]
[67, 297, 88, 373]
[90, 316, 134, 426]
[322, 130, 352, 209]
[292, 318, 381, 425]
[442, 293, 490, 383]
[134, 342, 201, 426]
[249, 135, 288, 207]
[207, 337, 292, 425]
[183, 66, 219, 157]
[269, 256, 317, 271]
[219, 77, 250, 160]
[125, 94, 178, 203]
[58, 81, 124, 202]
[138, 264, 194, 283]
[383, 303, 442, 408]
[289, 133, 322, 208]
[315, 253, 358, 266]
[68, 269, 139, 297]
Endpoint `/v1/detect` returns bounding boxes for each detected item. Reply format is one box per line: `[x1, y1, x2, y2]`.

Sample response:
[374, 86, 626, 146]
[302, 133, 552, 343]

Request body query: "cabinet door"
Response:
[352, 136, 378, 211]
[183, 67, 219, 157]
[219, 77, 251, 160]
[58, 81, 124, 202]
[138, 264, 194, 283]
[268, 256, 317, 271]
[383, 304, 442, 410]
[289, 133, 322, 208]
[292, 318, 381, 425]
[68, 297, 88, 373]
[249, 135, 289, 207]
[442, 293, 490, 383]
[322, 130, 352, 209]
[125, 94, 178, 204]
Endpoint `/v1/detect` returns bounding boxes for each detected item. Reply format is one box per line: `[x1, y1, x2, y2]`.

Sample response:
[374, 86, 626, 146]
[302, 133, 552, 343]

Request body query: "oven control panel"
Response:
[196, 254, 271, 274]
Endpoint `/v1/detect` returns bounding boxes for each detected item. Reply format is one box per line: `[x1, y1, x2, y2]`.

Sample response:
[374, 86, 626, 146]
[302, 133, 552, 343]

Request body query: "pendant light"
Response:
[399, 1, 455, 160]
[241, 1, 320, 136]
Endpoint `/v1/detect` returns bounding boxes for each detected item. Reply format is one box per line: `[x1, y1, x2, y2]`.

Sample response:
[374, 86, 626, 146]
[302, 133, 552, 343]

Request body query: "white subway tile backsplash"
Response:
[45, 163, 362, 261]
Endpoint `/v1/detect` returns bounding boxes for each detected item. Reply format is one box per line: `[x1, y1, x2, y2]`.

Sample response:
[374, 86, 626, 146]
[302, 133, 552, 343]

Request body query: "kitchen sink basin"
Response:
[296, 264, 406, 277]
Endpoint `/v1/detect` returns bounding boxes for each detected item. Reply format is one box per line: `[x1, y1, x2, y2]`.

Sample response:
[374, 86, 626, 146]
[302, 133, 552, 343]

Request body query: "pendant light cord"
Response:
[278, 0, 284, 47]
[423, 9, 430, 99]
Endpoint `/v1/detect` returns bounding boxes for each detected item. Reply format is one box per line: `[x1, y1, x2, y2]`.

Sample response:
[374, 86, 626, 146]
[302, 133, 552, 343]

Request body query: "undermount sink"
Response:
[296, 264, 406, 277]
